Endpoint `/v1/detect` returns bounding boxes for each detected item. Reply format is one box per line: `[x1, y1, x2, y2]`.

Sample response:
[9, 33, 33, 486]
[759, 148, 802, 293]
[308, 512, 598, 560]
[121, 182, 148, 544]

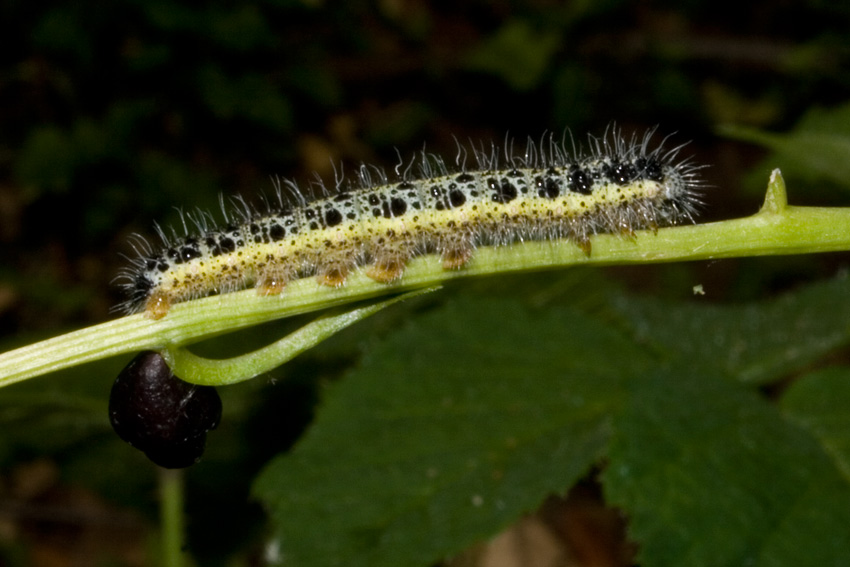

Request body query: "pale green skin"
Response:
[132, 151, 693, 318]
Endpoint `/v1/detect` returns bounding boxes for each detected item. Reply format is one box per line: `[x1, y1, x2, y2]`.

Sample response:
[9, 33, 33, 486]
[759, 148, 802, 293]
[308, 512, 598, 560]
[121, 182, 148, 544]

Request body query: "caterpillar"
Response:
[117, 128, 703, 319]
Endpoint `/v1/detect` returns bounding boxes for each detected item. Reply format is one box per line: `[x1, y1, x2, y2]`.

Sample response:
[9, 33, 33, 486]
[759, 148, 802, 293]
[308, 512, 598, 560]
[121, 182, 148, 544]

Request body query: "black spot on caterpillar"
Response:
[116, 128, 703, 319]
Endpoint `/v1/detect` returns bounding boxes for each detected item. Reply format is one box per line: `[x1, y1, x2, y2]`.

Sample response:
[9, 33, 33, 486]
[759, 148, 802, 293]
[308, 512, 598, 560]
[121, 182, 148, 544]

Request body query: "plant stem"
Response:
[162, 287, 437, 386]
[159, 467, 186, 567]
[2, 170, 850, 387]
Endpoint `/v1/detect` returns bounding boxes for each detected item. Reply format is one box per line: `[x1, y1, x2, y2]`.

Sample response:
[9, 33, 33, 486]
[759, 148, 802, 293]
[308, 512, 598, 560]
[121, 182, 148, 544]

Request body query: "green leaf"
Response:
[15, 127, 76, 195]
[603, 365, 850, 566]
[197, 65, 292, 130]
[781, 366, 850, 482]
[254, 296, 643, 567]
[137, 151, 221, 212]
[207, 5, 276, 51]
[720, 102, 850, 191]
[32, 6, 93, 65]
[609, 273, 850, 385]
[255, 275, 850, 566]
[463, 20, 561, 91]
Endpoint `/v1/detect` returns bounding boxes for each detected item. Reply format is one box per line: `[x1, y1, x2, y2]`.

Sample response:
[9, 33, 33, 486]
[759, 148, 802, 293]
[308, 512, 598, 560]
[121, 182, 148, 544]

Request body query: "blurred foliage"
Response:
[255, 277, 850, 567]
[1, 0, 850, 565]
[721, 102, 850, 199]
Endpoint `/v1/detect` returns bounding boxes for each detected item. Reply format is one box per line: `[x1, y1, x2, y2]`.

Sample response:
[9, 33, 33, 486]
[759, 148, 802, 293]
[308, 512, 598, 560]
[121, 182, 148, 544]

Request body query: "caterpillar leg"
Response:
[257, 275, 288, 296]
[144, 291, 172, 320]
[618, 224, 637, 239]
[318, 266, 349, 287]
[441, 245, 474, 270]
[367, 257, 406, 283]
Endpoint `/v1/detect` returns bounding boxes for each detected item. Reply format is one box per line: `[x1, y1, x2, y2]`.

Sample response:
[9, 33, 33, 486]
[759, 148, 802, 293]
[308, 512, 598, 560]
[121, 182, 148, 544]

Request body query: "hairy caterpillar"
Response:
[117, 128, 703, 319]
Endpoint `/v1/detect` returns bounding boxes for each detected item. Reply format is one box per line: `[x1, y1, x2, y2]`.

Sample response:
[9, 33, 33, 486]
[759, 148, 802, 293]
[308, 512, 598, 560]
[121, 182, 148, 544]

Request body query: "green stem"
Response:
[1, 170, 849, 387]
[162, 288, 437, 386]
[159, 467, 186, 567]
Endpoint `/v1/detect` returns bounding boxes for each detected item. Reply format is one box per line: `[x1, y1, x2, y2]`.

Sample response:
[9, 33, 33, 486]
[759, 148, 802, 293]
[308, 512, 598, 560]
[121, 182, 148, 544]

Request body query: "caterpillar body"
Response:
[118, 129, 703, 319]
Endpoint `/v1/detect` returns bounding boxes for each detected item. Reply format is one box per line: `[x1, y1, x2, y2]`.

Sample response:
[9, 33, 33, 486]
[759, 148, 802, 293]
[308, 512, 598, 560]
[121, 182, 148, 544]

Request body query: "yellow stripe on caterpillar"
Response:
[116, 128, 703, 319]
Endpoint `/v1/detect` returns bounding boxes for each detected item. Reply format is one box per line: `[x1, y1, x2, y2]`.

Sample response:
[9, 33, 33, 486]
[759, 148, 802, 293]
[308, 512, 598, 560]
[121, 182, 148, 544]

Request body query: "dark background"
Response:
[1, 0, 849, 565]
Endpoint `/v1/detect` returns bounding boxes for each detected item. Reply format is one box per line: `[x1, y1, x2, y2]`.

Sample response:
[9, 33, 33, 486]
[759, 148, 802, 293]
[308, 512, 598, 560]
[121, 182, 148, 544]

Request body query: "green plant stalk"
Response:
[1, 170, 849, 387]
[159, 467, 186, 567]
[161, 288, 437, 385]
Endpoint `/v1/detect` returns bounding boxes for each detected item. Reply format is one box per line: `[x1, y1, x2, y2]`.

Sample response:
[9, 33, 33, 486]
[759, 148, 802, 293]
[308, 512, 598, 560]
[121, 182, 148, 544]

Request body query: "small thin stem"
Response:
[159, 467, 186, 567]
[162, 288, 438, 386]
